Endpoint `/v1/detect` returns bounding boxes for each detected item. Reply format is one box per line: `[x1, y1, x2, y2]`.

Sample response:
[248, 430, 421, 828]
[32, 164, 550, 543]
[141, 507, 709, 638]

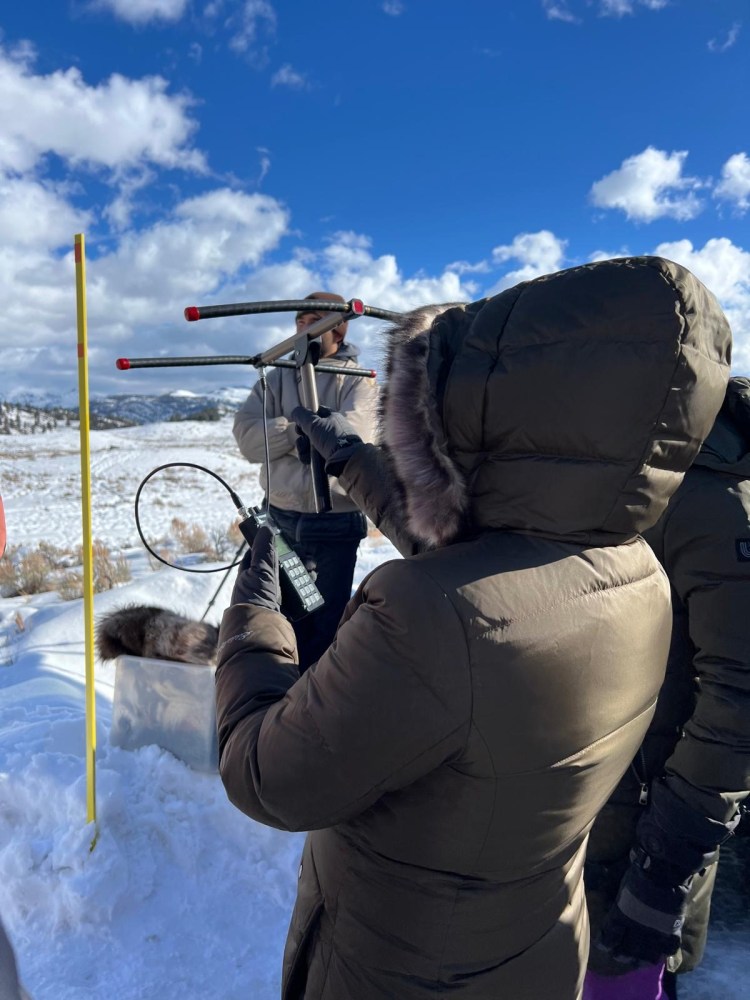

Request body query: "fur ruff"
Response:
[382, 305, 469, 548]
[95, 605, 218, 665]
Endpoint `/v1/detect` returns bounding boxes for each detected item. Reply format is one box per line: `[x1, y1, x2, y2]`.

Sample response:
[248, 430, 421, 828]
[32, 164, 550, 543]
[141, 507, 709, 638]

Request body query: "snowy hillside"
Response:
[1, 386, 251, 433]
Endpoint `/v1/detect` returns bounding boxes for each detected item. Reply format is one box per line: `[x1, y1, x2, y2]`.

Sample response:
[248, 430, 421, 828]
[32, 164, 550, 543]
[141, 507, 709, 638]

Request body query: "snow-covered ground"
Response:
[0, 417, 747, 999]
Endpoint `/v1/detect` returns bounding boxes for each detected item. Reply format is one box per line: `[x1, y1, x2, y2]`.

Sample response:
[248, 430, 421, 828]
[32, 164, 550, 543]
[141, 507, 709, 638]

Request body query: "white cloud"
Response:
[226, 0, 277, 60]
[708, 21, 741, 53]
[542, 0, 666, 20]
[318, 232, 469, 313]
[655, 237, 750, 373]
[383, 1, 405, 15]
[714, 152, 750, 213]
[413, 231, 567, 296]
[270, 64, 309, 89]
[91, 0, 189, 25]
[97, 189, 290, 302]
[542, 2, 579, 23]
[599, 0, 668, 14]
[599, 0, 633, 15]
[488, 230, 568, 291]
[0, 171, 91, 250]
[589, 147, 704, 222]
[0, 45, 206, 175]
[2, 242, 84, 367]
[445, 259, 493, 276]
[587, 245, 632, 262]
[104, 169, 157, 230]
[326, 231, 373, 252]
[256, 147, 271, 185]
[1, 188, 290, 394]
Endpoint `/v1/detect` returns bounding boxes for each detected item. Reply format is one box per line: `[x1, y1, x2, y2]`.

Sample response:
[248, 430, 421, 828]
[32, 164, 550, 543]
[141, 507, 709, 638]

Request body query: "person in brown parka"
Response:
[215, 256, 731, 1000]
[584, 376, 750, 999]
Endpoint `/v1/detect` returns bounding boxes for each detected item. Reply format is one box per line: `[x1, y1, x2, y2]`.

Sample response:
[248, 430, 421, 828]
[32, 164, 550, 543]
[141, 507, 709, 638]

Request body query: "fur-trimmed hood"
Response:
[379, 256, 732, 548]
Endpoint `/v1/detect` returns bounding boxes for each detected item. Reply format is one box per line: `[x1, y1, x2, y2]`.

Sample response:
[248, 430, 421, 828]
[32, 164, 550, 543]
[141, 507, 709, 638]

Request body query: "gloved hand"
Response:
[230, 525, 281, 612]
[598, 855, 691, 967]
[291, 405, 365, 478]
[597, 780, 734, 968]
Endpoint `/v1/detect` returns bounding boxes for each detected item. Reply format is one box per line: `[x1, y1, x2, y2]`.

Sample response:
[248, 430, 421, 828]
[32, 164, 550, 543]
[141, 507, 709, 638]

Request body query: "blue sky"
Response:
[2, 0, 748, 400]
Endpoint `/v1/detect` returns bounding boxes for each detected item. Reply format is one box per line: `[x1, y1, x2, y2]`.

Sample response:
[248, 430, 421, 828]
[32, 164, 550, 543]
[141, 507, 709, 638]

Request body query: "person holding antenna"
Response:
[232, 291, 378, 672]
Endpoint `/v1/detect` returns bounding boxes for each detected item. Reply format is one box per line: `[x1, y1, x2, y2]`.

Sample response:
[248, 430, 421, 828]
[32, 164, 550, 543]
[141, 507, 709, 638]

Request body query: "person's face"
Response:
[295, 310, 346, 358]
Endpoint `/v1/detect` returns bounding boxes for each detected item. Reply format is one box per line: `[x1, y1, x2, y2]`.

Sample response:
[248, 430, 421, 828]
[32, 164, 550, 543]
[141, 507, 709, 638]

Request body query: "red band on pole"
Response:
[77, 344, 84, 358]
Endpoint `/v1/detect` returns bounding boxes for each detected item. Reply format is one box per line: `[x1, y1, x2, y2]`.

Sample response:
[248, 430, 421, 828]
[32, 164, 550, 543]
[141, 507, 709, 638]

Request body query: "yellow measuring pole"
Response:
[74, 233, 98, 837]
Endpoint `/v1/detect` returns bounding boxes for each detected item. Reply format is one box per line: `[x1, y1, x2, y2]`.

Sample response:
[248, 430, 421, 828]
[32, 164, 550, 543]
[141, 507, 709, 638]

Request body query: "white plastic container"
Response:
[110, 655, 218, 772]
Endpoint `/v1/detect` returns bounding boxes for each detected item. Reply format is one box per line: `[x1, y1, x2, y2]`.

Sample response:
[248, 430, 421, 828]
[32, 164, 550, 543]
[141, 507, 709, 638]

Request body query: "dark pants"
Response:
[269, 505, 367, 672]
[662, 970, 678, 999]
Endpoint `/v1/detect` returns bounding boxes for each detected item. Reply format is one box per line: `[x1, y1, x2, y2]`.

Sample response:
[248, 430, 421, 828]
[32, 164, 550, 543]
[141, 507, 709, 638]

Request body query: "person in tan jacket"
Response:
[232, 291, 378, 671]
[216, 257, 731, 1000]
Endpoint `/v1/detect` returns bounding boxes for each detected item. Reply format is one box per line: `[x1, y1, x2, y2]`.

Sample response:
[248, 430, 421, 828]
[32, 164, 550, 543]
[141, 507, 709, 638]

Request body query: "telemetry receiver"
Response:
[238, 506, 324, 621]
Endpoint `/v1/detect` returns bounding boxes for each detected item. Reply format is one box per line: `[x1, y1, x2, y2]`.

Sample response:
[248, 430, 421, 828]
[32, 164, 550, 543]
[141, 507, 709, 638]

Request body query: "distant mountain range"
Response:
[0, 387, 249, 434]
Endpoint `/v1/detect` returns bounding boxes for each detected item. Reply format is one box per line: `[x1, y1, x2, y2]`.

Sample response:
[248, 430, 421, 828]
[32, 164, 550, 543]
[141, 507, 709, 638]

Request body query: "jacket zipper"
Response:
[630, 748, 649, 805]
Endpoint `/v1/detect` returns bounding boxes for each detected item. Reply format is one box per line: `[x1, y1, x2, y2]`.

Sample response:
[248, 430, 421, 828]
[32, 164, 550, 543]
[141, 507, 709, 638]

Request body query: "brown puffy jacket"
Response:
[215, 257, 730, 1000]
[586, 376, 750, 975]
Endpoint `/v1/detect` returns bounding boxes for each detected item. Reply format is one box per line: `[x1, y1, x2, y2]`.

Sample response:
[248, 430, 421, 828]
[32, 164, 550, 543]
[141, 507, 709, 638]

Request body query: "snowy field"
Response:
[0, 416, 748, 999]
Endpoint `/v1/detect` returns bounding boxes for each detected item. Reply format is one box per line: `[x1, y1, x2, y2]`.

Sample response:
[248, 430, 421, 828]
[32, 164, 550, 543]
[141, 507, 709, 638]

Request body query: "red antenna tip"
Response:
[184, 306, 201, 322]
[116, 358, 131, 370]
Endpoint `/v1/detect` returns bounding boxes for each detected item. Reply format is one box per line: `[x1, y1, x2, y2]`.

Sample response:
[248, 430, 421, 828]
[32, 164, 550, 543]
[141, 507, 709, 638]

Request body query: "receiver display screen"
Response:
[274, 533, 293, 557]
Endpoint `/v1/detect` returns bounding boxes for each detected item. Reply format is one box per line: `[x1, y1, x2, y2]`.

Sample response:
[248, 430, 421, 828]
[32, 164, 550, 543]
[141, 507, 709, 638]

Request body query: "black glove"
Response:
[597, 780, 735, 968]
[230, 525, 281, 612]
[291, 405, 364, 478]
[598, 853, 691, 967]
